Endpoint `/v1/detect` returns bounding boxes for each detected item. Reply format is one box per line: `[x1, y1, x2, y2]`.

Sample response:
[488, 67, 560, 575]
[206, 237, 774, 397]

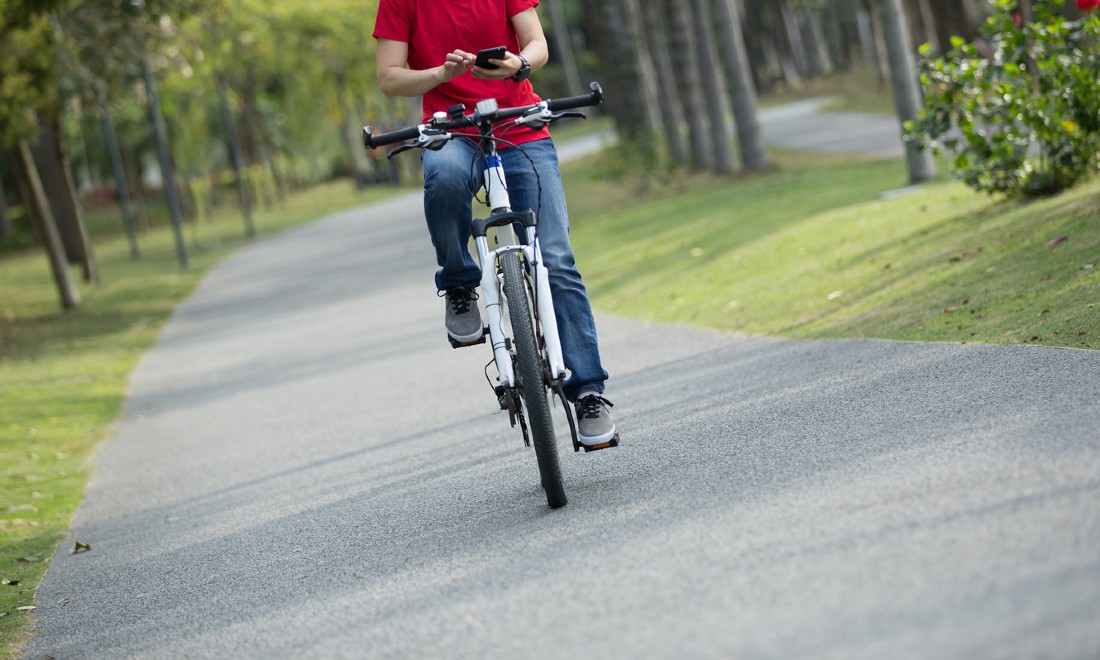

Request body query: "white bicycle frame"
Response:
[473, 152, 567, 390]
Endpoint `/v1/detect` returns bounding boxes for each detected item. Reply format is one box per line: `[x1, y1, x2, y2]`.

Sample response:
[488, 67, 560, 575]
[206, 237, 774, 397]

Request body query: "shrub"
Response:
[907, 0, 1100, 197]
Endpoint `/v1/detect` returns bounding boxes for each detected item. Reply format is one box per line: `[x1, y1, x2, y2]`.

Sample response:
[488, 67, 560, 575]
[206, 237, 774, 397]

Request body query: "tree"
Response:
[878, 0, 935, 183]
[712, 0, 769, 171]
[579, 0, 651, 139]
[12, 140, 81, 309]
[690, 0, 735, 174]
[664, 0, 711, 170]
[638, 0, 687, 165]
[0, 1, 86, 308]
[545, 0, 584, 96]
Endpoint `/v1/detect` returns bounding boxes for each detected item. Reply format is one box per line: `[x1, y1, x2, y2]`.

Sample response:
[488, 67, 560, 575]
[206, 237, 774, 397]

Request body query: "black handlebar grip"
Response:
[364, 125, 421, 149]
[546, 82, 604, 112]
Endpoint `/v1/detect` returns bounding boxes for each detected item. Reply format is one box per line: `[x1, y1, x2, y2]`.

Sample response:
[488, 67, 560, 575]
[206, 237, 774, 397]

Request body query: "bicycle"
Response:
[364, 82, 617, 509]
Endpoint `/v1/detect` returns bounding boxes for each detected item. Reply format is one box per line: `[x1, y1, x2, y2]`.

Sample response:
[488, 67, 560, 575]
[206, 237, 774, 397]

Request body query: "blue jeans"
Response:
[421, 137, 608, 401]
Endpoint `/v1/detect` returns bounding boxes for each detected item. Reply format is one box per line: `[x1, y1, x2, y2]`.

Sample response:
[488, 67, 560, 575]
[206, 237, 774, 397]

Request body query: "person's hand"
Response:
[471, 51, 522, 80]
[440, 50, 476, 83]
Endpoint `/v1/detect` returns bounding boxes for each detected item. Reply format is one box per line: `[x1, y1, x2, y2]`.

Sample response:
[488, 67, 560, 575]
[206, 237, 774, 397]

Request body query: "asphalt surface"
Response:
[24, 105, 1100, 659]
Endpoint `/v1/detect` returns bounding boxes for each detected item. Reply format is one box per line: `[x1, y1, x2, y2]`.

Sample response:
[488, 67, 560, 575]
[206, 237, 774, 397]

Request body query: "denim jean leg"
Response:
[421, 140, 483, 291]
[501, 139, 609, 400]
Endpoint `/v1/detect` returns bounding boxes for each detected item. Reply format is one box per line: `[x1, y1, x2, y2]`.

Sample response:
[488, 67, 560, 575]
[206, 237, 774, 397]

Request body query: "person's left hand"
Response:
[471, 51, 522, 80]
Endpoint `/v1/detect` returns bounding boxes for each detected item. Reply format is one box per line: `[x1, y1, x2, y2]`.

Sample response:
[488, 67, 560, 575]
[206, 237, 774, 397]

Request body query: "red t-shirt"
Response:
[372, 0, 550, 145]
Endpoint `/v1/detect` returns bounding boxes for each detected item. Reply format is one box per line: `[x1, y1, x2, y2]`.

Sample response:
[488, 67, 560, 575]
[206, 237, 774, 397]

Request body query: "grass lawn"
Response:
[565, 151, 1099, 349]
[0, 179, 413, 655]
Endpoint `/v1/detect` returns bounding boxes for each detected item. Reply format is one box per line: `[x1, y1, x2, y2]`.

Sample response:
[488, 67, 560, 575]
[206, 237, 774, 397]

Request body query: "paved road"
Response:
[25, 108, 1100, 658]
[557, 97, 906, 162]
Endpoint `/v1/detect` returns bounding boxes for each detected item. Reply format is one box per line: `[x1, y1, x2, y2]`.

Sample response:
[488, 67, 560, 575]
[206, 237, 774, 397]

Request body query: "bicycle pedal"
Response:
[579, 433, 620, 453]
[447, 327, 489, 349]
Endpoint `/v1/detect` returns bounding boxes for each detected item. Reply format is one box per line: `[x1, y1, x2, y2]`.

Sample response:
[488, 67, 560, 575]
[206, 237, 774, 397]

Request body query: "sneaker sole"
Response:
[447, 327, 485, 343]
[578, 425, 618, 446]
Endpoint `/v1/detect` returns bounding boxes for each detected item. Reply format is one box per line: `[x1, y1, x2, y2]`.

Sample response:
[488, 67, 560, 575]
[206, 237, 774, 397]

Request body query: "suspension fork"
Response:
[472, 221, 567, 390]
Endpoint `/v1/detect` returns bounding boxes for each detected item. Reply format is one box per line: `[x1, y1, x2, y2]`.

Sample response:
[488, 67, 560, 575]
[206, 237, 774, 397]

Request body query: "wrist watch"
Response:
[511, 54, 531, 83]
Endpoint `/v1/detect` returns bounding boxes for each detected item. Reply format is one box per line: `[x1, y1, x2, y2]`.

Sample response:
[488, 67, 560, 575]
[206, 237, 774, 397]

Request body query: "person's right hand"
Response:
[440, 50, 476, 82]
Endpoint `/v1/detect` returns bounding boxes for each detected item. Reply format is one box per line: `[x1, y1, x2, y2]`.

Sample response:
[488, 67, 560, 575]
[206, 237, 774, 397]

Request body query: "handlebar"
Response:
[364, 81, 604, 150]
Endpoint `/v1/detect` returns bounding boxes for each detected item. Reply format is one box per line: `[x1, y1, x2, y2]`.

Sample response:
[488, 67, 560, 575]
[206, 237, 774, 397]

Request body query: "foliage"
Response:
[908, 0, 1100, 197]
[0, 6, 57, 145]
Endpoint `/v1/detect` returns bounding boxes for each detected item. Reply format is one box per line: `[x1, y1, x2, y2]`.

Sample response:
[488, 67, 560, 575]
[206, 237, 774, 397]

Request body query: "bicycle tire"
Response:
[501, 252, 567, 509]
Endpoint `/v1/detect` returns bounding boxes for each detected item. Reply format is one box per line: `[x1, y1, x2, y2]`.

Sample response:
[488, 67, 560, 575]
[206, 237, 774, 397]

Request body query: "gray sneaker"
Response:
[575, 393, 617, 445]
[442, 288, 483, 342]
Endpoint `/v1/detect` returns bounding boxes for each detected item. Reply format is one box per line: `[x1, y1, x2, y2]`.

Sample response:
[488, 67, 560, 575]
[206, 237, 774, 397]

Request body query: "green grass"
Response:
[565, 151, 1099, 349]
[0, 179, 412, 656]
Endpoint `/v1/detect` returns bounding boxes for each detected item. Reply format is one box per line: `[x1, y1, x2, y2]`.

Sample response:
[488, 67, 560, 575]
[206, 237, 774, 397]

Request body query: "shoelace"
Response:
[577, 395, 613, 419]
[442, 289, 479, 314]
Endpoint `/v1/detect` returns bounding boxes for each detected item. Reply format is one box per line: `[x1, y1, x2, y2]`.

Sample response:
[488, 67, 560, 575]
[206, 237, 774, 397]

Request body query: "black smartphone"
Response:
[475, 46, 507, 70]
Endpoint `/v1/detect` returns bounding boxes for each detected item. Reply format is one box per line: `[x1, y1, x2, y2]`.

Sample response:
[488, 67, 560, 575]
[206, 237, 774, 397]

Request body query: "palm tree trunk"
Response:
[579, 0, 651, 139]
[779, 0, 810, 79]
[690, 0, 735, 174]
[878, 0, 936, 183]
[624, 0, 662, 132]
[639, 0, 687, 165]
[546, 0, 584, 96]
[664, 0, 712, 170]
[711, 0, 769, 171]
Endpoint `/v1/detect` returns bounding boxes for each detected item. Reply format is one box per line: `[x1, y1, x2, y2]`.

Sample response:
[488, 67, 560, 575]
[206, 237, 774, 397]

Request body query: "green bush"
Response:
[907, 0, 1100, 197]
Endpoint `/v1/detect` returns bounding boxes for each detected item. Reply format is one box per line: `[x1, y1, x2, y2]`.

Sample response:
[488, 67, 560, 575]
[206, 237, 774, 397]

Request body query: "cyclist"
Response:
[372, 0, 617, 446]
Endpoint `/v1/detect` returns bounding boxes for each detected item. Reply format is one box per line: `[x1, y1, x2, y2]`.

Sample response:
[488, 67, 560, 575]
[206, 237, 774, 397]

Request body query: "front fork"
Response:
[473, 225, 566, 390]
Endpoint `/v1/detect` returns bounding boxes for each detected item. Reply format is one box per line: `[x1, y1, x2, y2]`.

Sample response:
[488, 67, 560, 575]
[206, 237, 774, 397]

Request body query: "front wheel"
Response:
[501, 252, 566, 509]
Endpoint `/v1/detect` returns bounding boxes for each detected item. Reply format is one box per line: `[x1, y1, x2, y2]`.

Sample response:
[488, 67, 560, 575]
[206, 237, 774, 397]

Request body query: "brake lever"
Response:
[387, 127, 451, 159]
[387, 144, 418, 159]
[552, 111, 588, 121]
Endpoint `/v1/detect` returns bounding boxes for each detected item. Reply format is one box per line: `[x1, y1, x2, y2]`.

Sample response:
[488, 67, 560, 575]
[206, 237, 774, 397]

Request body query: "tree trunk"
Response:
[13, 141, 81, 310]
[35, 115, 98, 284]
[639, 0, 687, 165]
[238, 79, 263, 167]
[217, 74, 256, 236]
[863, 1, 891, 87]
[579, 0, 650, 139]
[123, 147, 151, 233]
[0, 176, 12, 238]
[712, 0, 769, 171]
[335, 76, 372, 189]
[547, 0, 585, 96]
[779, 0, 810, 79]
[143, 60, 189, 269]
[912, 0, 940, 54]
[802, 9, 834, 77]
[664, 0, 711, 170]
[690, 0, 734, 174]
[927, 0, 977, 49]
[878, 0, 936, 183]
[624, 0, 662, 133]
[100, 100, 140, 260]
